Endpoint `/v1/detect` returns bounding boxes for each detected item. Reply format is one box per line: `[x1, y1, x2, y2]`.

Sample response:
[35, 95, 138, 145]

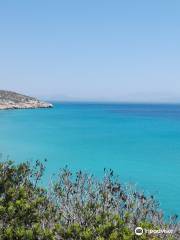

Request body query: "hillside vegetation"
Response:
[0, 160, 179, 240]
[0, 90, 37, 103]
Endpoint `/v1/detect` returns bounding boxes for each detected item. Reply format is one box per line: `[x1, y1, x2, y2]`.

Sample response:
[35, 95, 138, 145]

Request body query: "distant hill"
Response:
[0, 90, 53, 110]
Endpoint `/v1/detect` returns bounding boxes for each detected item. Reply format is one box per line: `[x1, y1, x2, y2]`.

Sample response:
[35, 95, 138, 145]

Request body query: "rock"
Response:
[0, 90, 53, 110]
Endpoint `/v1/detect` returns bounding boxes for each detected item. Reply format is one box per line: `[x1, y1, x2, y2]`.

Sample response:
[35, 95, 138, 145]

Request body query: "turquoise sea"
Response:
[0, 103, 180, 217]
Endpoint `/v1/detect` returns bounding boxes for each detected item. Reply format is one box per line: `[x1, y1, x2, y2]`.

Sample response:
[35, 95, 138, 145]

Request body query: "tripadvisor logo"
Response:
[135, 227, 174, 236]
[135, 227, 143, 236]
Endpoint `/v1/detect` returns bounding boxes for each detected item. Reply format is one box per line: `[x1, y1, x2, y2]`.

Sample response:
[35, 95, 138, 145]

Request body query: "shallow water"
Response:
[0, 103, 180, 216]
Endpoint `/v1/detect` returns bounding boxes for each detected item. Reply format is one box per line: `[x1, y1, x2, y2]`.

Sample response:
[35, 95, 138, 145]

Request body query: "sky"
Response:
[0, 0, 180, 102]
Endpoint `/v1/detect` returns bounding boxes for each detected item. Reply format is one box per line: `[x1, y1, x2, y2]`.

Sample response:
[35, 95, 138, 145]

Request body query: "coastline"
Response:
[0, 101, 53, 110]
[0, 90, 53, 110]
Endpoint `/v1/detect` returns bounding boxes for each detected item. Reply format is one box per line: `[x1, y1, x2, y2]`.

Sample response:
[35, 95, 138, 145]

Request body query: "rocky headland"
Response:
[0, 90, 53, 110]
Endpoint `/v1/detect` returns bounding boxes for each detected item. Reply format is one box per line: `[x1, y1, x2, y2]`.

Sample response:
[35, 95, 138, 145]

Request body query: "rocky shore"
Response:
[0, 90, 53, 110]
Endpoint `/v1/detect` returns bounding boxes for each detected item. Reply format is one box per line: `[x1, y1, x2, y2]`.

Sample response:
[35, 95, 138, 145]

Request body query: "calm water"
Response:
[0, 103, 180, 216]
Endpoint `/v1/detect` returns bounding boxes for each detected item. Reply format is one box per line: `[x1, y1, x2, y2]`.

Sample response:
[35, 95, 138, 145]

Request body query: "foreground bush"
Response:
[0, 160, 179, 239]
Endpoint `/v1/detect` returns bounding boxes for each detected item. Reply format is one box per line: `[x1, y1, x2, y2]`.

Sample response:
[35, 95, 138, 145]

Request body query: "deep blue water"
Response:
[0, 103, 180, 217]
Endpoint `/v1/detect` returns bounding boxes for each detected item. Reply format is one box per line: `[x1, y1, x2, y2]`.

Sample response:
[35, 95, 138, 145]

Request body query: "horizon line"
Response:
[46, 100, 180, 105]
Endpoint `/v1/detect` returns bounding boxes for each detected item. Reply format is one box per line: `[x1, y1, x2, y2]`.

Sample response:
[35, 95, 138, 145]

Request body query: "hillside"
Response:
[0, 90, 53, 110]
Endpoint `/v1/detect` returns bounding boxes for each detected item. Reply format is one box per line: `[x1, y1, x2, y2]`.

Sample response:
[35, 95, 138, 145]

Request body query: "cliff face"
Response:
[0, 90, 53, 110]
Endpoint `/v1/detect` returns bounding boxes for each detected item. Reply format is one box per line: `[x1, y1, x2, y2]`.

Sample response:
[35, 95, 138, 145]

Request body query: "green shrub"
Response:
[0, 161, 179, 239]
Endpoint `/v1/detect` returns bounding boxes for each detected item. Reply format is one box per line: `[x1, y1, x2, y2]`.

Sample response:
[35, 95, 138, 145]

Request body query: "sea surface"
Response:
[0, 103, 180, 217]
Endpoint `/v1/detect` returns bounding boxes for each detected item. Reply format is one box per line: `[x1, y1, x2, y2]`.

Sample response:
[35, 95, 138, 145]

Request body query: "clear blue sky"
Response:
[0, 0, 180, 102]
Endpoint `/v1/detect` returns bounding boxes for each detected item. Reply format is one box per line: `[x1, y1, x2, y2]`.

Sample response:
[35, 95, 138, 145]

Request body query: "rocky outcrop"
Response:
[0, 90, 53, 110]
